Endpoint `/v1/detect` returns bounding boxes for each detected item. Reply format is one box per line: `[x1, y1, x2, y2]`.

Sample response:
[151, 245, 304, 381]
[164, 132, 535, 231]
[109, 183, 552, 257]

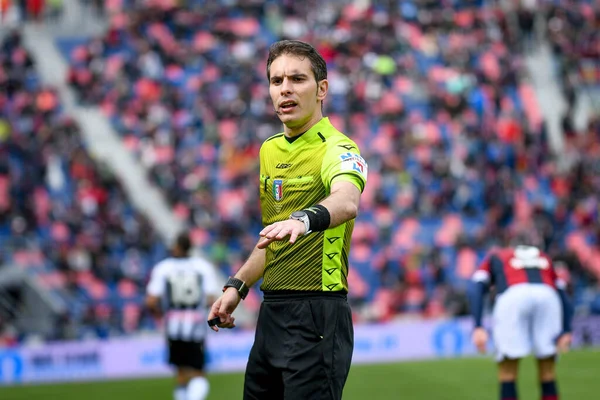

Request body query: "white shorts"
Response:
[492, 283, 562, 362]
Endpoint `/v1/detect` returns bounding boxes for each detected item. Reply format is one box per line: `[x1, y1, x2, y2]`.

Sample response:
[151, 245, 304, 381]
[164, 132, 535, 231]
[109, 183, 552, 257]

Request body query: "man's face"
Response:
[269, 54, 327, 136]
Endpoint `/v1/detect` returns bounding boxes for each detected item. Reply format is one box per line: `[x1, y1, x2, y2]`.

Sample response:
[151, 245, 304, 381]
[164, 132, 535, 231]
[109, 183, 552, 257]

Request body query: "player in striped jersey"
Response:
[208, 40, 368, 400]
[146, 232, 220, 400]
[468, 244, 573, 400]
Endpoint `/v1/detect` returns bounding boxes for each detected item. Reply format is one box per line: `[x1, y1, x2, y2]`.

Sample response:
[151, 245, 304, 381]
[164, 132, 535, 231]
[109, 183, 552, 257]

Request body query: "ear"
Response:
[317, 79, 328, 102]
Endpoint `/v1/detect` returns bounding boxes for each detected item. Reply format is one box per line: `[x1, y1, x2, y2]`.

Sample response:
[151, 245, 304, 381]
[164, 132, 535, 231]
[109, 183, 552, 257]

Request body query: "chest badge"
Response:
[272, 179, 283, 201]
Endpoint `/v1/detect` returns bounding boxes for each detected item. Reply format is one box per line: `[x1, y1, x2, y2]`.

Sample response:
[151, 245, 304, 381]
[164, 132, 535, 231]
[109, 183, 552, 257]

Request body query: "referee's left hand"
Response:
[207, 288, 240, 332]
[258, 219, 306, 249]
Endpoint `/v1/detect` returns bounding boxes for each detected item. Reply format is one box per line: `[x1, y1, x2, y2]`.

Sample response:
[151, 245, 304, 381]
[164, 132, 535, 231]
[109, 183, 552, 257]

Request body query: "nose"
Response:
[280, 77, 293, 95]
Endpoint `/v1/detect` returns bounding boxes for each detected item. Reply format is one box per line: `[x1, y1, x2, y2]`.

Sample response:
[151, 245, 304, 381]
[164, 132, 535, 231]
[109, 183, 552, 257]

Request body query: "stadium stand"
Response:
[0, 29, 168, 342]
[1, 0, 599, 341]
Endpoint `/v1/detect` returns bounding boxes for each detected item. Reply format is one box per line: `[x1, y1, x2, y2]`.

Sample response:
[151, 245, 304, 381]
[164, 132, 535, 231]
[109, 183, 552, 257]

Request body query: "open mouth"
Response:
[279, 100, 297, 113]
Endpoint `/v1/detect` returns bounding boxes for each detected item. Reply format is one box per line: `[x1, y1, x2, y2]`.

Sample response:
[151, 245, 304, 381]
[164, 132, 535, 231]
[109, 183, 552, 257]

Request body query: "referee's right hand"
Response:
[207, 288, 240, 332]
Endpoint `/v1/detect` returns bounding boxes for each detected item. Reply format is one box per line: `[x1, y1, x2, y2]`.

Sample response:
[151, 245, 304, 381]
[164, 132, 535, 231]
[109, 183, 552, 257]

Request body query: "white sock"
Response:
[174, 386, 187, 400]
[187, 376, 210, 400]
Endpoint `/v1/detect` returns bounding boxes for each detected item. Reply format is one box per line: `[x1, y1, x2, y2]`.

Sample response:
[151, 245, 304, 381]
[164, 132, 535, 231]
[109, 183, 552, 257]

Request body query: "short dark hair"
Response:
[266, 40, 327, 83]
[174, 231, 192, 255]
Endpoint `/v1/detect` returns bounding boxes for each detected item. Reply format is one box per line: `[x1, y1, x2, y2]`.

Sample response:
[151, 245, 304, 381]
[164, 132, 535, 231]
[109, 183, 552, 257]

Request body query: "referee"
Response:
[208, 40, 368, 400]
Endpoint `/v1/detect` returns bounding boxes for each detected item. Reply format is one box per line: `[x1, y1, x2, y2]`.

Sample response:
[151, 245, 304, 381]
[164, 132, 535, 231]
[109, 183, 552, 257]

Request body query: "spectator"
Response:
[4, 0, 600, 340]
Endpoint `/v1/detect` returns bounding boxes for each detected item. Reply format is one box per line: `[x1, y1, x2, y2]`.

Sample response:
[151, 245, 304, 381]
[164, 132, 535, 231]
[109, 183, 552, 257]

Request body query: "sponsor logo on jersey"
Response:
[276, 163, 293, 169]
[339, 152, 368, 177]
[272, 179, 283, 201]
[509, 257, 549, 269]
[510, 246, 549, 269]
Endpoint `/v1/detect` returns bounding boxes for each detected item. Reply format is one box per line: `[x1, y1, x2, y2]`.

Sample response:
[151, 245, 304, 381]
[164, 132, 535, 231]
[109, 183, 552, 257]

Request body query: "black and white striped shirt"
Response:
[146, 257, 220, 342]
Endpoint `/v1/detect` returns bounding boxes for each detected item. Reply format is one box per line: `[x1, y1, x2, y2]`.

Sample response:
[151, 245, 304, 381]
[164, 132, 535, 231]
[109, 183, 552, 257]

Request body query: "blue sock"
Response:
[500, 381, 517, 400]
[541, 380, 558, 400]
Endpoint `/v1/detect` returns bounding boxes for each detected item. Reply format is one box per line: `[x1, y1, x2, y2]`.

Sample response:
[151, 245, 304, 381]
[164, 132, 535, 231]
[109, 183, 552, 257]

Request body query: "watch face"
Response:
[291, 211, 306, 219]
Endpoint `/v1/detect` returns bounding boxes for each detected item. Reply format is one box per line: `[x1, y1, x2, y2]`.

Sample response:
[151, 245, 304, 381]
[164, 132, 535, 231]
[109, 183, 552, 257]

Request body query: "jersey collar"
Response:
[283, 117, 331, 146]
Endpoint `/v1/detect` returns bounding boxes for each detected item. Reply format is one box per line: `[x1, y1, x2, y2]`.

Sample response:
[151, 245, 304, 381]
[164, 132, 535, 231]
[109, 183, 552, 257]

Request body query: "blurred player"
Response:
[146, 232, 220, 400]
[468, 244, 573, 400]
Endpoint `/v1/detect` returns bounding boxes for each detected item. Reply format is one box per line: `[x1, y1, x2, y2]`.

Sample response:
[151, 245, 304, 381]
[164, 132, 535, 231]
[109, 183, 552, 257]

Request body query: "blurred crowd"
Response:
[1, 0, 600, 342]
[543, 0, 600, 136]
[0, 30, 167, 342]
[1, 0, 65, 24]
[0, 0, 105, 24]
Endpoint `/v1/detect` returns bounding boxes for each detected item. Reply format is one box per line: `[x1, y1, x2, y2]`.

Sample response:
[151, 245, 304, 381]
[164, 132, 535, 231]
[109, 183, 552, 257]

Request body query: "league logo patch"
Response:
[339, 152, 368, 178]
[272, 179, 283, 201]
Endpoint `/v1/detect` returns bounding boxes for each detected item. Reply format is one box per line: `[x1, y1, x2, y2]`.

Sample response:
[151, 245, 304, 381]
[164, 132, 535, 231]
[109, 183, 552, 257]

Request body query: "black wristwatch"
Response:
[290, 210, 311, 234]
[223, 277, 249, 300]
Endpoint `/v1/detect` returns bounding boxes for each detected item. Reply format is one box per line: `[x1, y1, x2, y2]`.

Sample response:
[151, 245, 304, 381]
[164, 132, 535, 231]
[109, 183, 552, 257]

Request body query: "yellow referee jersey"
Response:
[258, 117, 368, 292]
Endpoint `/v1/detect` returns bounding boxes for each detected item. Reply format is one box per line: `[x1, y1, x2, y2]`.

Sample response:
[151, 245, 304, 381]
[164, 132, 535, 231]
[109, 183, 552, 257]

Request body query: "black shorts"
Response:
[244, 291, 354, 400]
[168, 339, 205, 371]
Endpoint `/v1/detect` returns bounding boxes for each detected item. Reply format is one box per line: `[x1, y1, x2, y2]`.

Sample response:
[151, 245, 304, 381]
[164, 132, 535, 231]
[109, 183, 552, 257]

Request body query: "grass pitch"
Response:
[1, 349, 598, 399]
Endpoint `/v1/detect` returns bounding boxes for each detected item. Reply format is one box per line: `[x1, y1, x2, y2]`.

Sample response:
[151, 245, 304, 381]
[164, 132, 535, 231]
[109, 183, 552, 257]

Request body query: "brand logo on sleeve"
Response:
[339, 153, 368, 177]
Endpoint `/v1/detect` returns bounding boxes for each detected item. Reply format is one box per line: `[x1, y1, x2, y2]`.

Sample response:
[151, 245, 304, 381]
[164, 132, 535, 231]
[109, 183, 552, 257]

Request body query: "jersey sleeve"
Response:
[469, 250, 495, 328]
[550, 257, 573, 332]
[472, 251, 494, 286]
[146, 262, 166, 296]
[321, 139, 368, 193]
[546, 255, 564, 288]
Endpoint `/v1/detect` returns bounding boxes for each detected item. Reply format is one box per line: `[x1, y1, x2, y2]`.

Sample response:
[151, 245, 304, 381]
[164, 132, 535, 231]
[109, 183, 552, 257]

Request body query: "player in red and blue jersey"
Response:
[468, 245, 573, 400]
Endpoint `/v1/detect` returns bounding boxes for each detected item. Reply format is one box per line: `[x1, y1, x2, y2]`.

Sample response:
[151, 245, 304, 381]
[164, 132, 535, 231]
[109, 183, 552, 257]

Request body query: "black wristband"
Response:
[223, 277, 249, 300]
[302, 204, 331, 232]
